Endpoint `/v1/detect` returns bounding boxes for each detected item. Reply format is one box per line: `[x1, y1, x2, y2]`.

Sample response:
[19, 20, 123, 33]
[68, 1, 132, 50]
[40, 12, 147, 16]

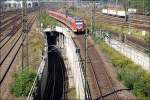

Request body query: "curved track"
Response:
[73, 35, 119, 100]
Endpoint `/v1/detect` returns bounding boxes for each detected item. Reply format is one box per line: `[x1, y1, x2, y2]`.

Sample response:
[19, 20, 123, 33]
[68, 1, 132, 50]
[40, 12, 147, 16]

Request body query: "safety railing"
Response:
[27, 33, 48, 100]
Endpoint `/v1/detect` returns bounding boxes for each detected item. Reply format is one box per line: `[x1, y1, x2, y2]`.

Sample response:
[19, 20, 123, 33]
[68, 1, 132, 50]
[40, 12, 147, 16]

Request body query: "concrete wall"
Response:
[65, 37, 85, 99]
[55, 26, 85, 99]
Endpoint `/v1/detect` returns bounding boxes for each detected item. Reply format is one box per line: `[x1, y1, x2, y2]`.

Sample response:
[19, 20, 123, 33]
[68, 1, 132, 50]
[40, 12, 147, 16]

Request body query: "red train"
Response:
[48, 10, 85, 33]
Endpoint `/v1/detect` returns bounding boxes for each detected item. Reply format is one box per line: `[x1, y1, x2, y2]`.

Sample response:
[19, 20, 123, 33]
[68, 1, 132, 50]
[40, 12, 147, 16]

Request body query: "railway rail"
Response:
[0, 21, 21, 49]
[0, 8, 38, 20]
[0, 16, 20, 33]
[74, 8, 149, 50]
[1, 15, 20, 26]
[73, 35, 120, 99]
[0, 15, 36, 85]
[110, 31, 150, 49]
[94, 12, 150, 49]
[96, 12, 150, 31]
[0, 9, 38, 38]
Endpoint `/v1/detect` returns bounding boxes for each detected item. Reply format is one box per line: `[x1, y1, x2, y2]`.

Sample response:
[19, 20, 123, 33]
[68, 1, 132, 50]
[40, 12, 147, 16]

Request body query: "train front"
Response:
[75, 20, 85, 33]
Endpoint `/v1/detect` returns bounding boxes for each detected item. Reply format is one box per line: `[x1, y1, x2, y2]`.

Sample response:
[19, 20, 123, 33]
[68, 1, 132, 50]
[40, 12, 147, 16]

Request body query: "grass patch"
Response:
[28, 31, 44, 69]
[29, 32, 44, 53]
[68, 88, 77, 99]
[10, 68, 36, 97]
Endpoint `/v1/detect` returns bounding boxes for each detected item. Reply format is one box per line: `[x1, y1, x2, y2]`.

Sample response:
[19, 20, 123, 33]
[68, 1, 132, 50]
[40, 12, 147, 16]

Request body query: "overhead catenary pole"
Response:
[91, 0, 95, 35]
[84, 23, 88, 99]
[22, 0, 29, 69]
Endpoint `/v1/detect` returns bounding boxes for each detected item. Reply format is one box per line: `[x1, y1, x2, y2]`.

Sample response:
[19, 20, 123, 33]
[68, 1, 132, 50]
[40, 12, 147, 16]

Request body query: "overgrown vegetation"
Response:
[68, 88, 77, 100]
[10, 68, 36, 97]
[38, 11, 58, 28]
[144, 33, 150, 43]
[28, 31, 44, 69]
[96, 38, 150, 99]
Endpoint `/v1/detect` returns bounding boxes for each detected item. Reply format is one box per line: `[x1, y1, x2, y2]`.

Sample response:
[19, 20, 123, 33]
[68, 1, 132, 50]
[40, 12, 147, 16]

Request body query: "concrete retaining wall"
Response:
[56, 26, 85, 99]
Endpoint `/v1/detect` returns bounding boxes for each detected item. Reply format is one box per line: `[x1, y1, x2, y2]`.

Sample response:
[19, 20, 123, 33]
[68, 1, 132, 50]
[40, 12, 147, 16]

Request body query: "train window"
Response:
[18, 4, 21, 8]
[76, 20, 83, 28]
[67, 19, 71, 25]
[8, 4, 11, 7]
[33, 2, 39, 7]
[28, 3, 31, 7]
[5, 4, 7, 8]
[14, 3, 16, 8]
[76, 20, 82, 23]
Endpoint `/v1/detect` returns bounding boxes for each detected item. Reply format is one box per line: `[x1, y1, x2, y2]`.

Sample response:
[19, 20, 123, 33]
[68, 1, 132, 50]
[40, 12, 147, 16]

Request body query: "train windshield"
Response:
[76, 20, 83, 28]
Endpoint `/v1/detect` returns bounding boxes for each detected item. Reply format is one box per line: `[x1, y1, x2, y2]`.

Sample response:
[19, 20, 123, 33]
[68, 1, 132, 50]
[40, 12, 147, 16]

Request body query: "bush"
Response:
[117, 67, 140, 89]
[133, 76, 150, 99]
[144, 33, 150, 43]
[38, 12, 58, 28]
[10, 69, 36, 97]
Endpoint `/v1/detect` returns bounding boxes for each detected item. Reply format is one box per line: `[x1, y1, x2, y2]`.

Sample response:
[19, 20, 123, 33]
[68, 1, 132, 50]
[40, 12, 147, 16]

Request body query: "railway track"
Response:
[0, 21, 21, 49]
[0, 16, 20, 33]
[0, 15, 36, 85]
[75, 8, 149, 49]
[110, 31, 150, 49]
[1, 15, 20, 26]
[0, 28, 22, 65]
[0, 9, 38, 40]
[94, 11, 150, 49]
[0, 8, 38, 20]
[95, 12, 150, 31]
[73, 35, 119, 99]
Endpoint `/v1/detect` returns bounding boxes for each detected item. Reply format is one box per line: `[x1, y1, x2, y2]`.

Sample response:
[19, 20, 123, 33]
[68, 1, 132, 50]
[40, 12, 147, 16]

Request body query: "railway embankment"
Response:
[9, 16, 44, 99]
[93, 34, 150, 99]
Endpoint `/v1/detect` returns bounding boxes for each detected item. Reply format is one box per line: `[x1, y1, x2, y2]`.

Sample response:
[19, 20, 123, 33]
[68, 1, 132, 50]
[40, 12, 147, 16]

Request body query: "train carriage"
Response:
[48, 11, 85, 33]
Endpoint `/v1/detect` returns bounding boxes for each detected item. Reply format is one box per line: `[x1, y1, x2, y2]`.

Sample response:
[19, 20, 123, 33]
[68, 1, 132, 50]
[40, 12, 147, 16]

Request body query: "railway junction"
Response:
[0, 0, 150, 100]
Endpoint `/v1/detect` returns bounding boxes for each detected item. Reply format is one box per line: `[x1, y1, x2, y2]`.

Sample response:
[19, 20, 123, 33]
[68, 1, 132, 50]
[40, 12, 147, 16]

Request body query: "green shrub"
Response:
[144, 33, 150, 43]
[133, 76, 150, 99]
[124, 68, 140, 89]
[10, 69, 36, 97]
[117, 68, 126, 81]
[117, 67, 139, 89]
[38, 12, 58, 28]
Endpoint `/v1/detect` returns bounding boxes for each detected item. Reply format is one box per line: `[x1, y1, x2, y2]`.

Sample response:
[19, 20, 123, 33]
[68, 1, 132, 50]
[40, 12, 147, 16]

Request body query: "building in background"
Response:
[3, 0, 39, 10]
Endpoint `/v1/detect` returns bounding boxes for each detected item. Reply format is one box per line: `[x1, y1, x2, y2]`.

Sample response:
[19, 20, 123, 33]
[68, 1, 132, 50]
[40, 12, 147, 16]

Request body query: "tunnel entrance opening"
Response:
[42, 31, 67, 100]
